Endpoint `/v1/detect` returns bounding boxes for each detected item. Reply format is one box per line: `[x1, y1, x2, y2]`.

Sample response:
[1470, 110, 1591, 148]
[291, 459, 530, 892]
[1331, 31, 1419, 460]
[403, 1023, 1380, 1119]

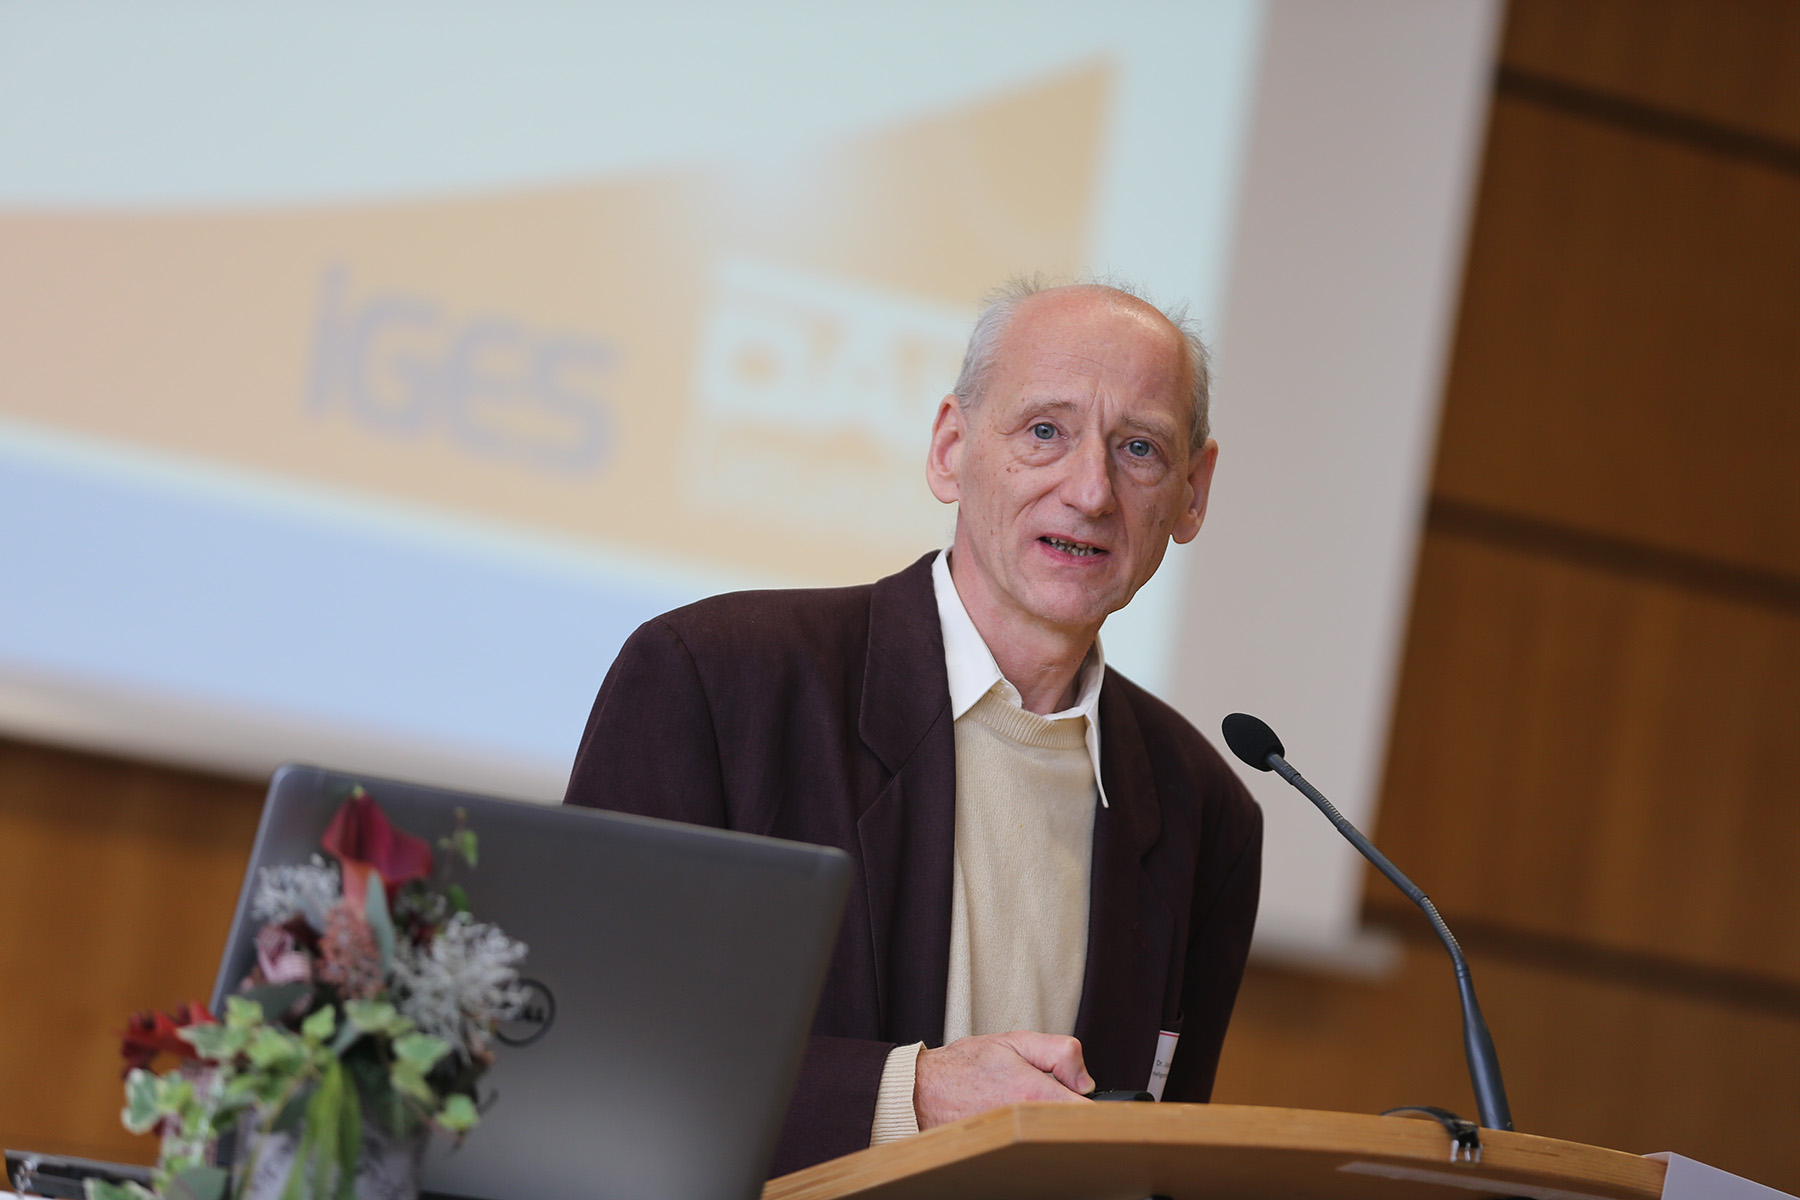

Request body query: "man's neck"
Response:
[947, 551, 1098, 716]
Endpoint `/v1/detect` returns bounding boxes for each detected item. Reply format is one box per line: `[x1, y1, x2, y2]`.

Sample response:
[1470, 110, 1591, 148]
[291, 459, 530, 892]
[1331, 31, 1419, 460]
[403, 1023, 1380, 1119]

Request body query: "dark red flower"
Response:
[321, 787, 433, 906]
[120, 1002, 215, 1074]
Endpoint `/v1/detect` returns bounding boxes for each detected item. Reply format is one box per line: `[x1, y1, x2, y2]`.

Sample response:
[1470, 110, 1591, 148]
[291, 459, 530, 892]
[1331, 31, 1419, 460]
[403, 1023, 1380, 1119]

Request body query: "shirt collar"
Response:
[931, 549, 1109, 807]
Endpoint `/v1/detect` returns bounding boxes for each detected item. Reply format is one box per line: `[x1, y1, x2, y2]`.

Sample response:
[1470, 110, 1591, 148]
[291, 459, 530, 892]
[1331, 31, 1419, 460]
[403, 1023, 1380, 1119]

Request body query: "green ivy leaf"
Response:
[455, 829, 478, 869]
[245, 1026, 307, 1073]
[389, 1063, 434, 1105]
[122, 1068, 161, 1134]
[178, 1022, 246, 1061]
[342, 998, 394, 1029]
[445, 882, 470, 915]
[156, 1076, 196, 1117]
[224, 995, 265, 1030]
[221, 1073, 261, 1105]
[392, 1032, 451, 1074]
[301, 1004, 337, 1044]
[343, 999, 406, 1035]
[437, 1092, 479, 1134]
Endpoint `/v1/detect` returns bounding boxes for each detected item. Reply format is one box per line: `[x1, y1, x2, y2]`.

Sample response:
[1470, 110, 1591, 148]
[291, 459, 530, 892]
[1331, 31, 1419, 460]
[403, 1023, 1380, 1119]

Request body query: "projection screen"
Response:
[0, 1, 1498, 965]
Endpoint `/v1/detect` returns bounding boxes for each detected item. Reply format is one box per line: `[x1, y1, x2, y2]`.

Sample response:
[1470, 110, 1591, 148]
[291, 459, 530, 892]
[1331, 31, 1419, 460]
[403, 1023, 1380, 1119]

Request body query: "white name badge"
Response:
[1146, 1029, 1180, 1100]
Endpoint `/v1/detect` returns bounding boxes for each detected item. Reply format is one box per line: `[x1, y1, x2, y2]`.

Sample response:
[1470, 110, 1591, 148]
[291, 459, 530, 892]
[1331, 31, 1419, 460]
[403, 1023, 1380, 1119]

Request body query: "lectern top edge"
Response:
[763, 1104, 1668, 1200]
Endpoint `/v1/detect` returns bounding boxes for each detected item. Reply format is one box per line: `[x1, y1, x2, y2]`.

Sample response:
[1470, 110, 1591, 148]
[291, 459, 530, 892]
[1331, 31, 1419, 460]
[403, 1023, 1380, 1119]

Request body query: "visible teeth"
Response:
[1045, 537, 1099, 557]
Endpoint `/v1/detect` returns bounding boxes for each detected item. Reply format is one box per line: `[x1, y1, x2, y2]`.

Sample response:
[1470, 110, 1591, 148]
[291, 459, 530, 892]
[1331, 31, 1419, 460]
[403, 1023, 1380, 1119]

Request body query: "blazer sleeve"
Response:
[1162, 783, 1263, 1103]
[563, 618, 897, 1175]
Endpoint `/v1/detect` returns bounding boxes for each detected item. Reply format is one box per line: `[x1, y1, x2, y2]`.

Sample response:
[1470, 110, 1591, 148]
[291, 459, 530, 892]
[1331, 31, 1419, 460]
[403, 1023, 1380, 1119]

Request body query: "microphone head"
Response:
[1222, 713, 1284, 771]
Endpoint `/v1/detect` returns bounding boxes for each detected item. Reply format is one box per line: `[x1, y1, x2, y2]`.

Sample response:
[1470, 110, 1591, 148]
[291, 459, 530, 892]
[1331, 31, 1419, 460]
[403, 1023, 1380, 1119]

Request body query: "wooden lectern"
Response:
[763, 1104, 1666, 1199]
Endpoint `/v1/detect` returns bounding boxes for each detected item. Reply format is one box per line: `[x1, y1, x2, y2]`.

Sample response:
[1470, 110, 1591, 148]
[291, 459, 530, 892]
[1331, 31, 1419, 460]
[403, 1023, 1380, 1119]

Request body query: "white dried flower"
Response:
[393, 913, 527, 1062]
[250, 856, 341, 931]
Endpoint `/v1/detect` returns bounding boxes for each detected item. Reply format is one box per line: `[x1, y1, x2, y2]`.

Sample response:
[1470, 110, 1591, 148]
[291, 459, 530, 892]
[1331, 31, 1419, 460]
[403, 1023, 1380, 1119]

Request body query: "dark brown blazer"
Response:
[564, 551, 1262, 1175]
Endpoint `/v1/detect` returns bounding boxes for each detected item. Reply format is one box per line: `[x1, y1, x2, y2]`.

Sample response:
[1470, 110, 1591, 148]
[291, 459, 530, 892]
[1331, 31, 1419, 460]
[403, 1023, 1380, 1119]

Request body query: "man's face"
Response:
[927, 288, 1217, 639]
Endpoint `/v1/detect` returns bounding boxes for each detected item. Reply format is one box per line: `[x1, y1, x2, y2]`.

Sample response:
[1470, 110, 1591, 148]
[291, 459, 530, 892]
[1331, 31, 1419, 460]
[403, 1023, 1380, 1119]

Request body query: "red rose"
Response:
[321, 787, 434, 906]
[120, 1002, 215, 1074]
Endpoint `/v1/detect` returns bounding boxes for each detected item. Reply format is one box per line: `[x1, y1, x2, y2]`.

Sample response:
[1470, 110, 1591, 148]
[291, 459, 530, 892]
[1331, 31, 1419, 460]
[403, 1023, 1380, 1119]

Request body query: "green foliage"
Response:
[178, 1023, 245, 1062]
[436, 1093, 478, 1135]
[164, 1167, 227, 1200]
[387, 1031, 450, 1108]
[123, 1068, 161, 1134]
[363, 875, 395, 971]
[225, 996, 265, 1029]
[299, 1006, 336, 1044]
[437, 809, 478, 870]
[275, 1058, 362, 1200]
[342, 999, 403, 1035]
[244, 1026, 307, 1074]
[117, 797, 514, 1197]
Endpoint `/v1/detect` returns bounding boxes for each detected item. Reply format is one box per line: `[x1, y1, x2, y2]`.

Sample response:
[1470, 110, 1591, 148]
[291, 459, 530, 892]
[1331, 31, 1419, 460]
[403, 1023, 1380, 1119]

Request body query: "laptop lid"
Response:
[211, 764, 850, 1200]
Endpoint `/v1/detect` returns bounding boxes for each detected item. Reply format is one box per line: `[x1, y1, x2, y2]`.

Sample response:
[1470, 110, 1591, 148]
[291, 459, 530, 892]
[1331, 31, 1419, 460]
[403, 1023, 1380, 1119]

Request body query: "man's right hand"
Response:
[912, 1032, 1095, 1130]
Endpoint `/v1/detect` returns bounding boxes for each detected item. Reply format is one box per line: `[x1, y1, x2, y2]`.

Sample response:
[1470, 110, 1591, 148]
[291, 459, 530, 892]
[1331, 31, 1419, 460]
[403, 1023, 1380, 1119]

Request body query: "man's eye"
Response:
[1126, 439, 1154, 458]
[1031, 422, 1057, 440]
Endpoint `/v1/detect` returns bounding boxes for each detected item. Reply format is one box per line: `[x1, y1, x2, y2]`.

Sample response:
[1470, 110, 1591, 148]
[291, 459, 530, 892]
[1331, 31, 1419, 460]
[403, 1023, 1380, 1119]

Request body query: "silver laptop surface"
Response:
[211, 764, 850, 1200]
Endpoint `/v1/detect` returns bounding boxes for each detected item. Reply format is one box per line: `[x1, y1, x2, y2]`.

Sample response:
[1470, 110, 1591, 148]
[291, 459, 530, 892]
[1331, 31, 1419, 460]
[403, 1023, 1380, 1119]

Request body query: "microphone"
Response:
[1222, 712, 1514, 1132]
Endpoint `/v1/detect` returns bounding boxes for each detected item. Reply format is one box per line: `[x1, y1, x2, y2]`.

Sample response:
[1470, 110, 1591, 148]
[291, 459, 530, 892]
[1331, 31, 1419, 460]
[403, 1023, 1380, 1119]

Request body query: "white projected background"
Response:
[0, 2, 1497, 964]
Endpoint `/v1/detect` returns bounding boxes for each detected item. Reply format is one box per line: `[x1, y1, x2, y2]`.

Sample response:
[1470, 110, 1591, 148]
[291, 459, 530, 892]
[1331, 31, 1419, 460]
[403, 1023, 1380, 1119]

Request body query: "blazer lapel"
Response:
[856, 553, 956, 1047]
[1072, 675, 1175, 1090]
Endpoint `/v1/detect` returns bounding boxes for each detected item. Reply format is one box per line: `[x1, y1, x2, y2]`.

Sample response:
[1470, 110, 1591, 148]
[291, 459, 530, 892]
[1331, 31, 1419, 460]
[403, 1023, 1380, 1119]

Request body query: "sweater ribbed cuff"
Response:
[869, 1041, 924, 1145]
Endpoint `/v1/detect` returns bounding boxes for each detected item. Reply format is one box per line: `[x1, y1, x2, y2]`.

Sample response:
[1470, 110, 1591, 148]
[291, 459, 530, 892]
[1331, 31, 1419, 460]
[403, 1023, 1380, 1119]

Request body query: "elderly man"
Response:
[564, 279, 1262, 1175]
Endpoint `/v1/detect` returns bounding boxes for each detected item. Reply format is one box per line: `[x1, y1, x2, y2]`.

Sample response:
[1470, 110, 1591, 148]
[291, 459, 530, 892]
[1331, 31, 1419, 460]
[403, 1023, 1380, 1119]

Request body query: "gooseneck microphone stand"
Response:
[1222, 712, 1513, 1132]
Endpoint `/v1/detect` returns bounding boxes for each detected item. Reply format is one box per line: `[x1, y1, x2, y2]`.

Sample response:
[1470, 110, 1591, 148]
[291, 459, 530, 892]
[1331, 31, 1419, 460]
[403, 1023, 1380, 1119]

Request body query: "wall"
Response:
[0, 739, 262, 1163]
[2, 0, 1796, 1186]
[1211, 0, 1800, 1191]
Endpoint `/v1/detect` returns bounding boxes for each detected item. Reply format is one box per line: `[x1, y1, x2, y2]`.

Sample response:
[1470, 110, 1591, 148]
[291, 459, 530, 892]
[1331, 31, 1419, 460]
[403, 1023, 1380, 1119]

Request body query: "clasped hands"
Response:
[913, 1031, 1094, 1130]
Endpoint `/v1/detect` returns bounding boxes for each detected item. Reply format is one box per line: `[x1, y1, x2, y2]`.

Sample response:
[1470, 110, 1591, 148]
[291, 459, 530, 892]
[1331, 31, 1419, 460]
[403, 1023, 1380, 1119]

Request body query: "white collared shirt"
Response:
[930, 548, 1109, 807]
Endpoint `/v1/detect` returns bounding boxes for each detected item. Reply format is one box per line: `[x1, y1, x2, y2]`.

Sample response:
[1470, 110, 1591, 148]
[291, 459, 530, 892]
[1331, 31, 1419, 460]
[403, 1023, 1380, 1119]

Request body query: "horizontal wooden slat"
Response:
[0, 738, 262, 1163]
[1431, 93, 1800, 580]
[1214, 945, 1800, 1195]
[1502, 0, 1800, 148]
[1372, 529, 1800, 985]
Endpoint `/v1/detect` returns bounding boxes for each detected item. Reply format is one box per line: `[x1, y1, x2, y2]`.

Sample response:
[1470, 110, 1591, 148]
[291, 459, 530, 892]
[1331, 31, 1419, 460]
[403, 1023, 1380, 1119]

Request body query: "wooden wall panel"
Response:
[1215, 943, 1800, 1195]
[1431, 95, 1800, 579]
[1374, 529, 1800, 984]
[0, 738, 262, 1163]
[1503, 0, 1800, 145]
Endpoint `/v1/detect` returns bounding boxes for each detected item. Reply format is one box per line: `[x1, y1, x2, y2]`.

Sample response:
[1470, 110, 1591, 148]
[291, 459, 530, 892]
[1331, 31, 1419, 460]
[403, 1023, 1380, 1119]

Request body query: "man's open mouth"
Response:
[1041, 536, 1104, 558]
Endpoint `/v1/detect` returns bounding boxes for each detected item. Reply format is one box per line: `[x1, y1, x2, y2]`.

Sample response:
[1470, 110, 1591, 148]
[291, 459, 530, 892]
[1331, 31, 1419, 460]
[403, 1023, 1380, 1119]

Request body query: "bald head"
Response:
[951, 278, 1213, 449]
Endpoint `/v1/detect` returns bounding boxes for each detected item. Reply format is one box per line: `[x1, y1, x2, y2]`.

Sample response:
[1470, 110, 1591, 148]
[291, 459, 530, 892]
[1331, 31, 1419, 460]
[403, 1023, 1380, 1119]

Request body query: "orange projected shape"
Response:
[0, 63, 1111, 585]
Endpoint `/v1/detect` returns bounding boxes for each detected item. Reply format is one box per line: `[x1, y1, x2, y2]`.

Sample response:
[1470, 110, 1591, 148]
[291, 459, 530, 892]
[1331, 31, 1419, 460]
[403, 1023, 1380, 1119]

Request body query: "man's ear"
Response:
[925, 395, 965, 505]
[1170, 438, 1218, 545]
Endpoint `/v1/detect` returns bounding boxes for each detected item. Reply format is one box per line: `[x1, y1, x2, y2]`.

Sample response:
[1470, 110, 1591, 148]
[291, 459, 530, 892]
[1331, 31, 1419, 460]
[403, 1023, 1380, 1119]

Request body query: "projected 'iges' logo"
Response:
[306, 267, 614, 475]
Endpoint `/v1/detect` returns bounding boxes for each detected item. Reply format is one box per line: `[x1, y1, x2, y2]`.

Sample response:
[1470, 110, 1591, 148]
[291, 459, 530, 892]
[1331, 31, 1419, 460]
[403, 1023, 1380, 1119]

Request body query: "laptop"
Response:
[210, 764, 851, 1200]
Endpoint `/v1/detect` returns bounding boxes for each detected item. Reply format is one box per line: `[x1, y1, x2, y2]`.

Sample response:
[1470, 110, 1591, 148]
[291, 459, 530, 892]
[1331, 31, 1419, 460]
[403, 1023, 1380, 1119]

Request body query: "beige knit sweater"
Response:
[870, 686, 1098, 1144]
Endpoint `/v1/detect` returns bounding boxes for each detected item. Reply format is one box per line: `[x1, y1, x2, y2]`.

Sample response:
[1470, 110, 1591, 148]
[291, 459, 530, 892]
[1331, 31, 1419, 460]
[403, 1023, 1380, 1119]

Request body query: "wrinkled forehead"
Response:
[994, 289, 1192, 412]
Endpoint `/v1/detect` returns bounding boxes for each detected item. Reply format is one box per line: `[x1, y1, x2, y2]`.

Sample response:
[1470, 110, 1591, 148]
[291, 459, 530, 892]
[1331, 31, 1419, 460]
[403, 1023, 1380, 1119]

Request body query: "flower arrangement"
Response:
[92, 788, 528, 1200]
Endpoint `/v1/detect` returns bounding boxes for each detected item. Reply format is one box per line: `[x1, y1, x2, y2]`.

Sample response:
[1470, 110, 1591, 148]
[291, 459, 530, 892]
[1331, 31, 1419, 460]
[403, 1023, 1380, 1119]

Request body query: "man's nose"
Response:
[1060, 435, 1117, 517]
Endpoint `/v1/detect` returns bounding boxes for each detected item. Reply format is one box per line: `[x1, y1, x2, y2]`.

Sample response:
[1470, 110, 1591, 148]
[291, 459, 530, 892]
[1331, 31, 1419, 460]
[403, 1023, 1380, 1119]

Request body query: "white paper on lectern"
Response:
[1648, 1152, 1797, 1200]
